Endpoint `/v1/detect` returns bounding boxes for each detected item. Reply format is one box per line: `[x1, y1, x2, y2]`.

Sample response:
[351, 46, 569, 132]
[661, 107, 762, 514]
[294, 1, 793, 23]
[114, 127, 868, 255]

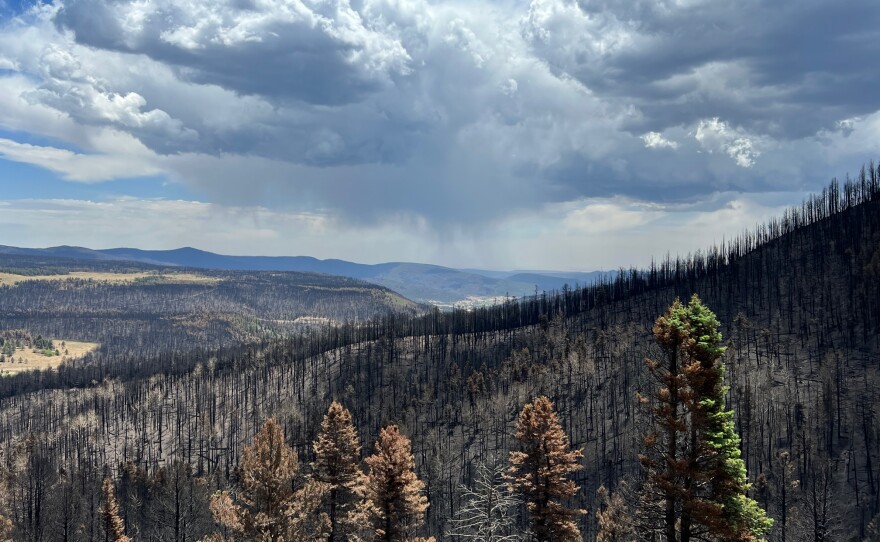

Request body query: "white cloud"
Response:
[694, 118, 761, 168]
[500, 78, 518, 96]
[641, 131, 678, 149]
[23, 44, 198, 147]
[495, 192, 799, 270]
[561, 199, 658, 234]
[0, 57, 19, 71]
[522, 0, 635, 59]
[0, 137, 161, 181]
[444, 18, 492, 68]
[56, 0, 413, 104]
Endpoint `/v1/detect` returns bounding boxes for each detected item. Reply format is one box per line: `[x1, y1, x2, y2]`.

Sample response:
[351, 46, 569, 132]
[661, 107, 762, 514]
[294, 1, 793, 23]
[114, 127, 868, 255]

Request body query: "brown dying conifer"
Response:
[507, 396, 584, 542]
[102, 478, 132, 542]
[362, 425, 431, 542]
[208, 417, 330, 541]
[313, 401, 365, 542]
[596, 483, 634, 542]
[638, 297, 690, 541]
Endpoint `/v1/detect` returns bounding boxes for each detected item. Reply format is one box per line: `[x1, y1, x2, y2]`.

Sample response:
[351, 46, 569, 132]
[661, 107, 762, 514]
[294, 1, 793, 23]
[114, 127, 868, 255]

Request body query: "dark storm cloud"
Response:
[44, 0, 440, 167]
[524, 0, 880, 138]
[54, 0, 411, 106]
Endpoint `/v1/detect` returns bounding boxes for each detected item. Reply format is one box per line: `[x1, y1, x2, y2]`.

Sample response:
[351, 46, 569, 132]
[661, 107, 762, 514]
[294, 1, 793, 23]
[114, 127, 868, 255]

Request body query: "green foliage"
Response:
[683, 294, 727, 362]
[642, 296, 772, 541]
[31, 335, 55, 351]
[694, 298, 773, 541]
[703, 392, 773, 539]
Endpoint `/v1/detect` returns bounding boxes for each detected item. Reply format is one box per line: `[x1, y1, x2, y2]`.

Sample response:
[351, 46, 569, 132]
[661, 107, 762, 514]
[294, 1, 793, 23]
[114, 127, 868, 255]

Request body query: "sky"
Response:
[0, 0, 878, 271]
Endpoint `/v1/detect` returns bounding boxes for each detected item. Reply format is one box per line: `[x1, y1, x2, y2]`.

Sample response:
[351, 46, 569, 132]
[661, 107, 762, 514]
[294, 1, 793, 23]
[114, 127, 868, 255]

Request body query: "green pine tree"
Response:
[685, 296, 772, 541]
[639, 295, 772, 541]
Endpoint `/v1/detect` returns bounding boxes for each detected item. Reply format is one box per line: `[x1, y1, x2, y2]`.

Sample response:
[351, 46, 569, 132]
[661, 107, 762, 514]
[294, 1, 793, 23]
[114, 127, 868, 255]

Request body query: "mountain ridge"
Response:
[0, 244, 611, 303]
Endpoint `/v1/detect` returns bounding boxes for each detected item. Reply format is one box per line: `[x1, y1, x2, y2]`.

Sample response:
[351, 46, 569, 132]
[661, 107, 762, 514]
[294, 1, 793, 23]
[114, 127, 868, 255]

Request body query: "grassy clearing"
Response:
[0, 271, 219, 287]
[0, 340, 100, 375]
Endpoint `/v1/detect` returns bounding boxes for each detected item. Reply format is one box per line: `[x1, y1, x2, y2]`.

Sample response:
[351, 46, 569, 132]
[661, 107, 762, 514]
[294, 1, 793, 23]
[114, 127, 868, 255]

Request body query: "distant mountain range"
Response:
[0, 245, 613, 304]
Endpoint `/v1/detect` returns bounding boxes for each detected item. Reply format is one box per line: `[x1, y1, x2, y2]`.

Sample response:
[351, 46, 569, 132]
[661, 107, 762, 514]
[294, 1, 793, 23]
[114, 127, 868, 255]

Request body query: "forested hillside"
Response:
[0, 166, 879, 541]
[0, 257, 419, 394]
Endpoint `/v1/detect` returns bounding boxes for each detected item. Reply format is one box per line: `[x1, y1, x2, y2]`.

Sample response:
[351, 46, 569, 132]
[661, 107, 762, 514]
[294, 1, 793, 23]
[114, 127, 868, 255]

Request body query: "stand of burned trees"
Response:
[0, 167, 878, 540]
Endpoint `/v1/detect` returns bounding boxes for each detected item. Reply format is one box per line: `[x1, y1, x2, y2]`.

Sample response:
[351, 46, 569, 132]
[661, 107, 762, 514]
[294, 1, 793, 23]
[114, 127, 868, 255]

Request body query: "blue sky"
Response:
[0, 0, 878, 270]
[0, 127, 193, 200]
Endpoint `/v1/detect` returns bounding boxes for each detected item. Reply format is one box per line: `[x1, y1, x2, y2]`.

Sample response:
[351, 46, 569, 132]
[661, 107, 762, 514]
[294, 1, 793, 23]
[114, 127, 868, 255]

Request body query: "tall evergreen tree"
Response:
[313, 401, 365, 542]
[639, 298, 690, 542]
[638, 296, 772, 541]
[362, 425, 431, 542]
[687, 298, 773, 541]
[507, 396, 584, 542]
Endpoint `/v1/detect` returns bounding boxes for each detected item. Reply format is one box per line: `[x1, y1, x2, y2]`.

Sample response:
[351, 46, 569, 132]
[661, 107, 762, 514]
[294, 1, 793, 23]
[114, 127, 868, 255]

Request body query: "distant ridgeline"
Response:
[0, 163, 878, 540]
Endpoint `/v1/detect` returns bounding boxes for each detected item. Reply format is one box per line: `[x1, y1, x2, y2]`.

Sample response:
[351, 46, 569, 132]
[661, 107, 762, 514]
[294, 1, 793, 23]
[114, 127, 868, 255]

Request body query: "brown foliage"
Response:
[362, 425, 429, 542]
[639, 296, 771, 541]
[208, 418, 330, 541]
[508, 396, 584, 542]
[596, 483, 634, 542]
[102, 478, 132, 542]
[313, 401, 366, 542]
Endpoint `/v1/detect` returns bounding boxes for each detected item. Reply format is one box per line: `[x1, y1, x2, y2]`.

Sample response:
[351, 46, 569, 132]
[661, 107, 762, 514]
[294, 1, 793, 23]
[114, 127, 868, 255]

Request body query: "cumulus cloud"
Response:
[23, 45, 197, 151]
[642, 131, 678, 149]
[0, 57, 18, 70]
[54, 0, 413, 105]
[694, 118, 761, 168]
[522, 0, 880, 138]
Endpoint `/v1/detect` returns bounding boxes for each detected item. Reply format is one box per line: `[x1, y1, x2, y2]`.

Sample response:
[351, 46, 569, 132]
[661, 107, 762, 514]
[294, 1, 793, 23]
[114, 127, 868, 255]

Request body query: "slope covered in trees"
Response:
[0, 255, 420, 396]
[0, 164, 878, 540]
